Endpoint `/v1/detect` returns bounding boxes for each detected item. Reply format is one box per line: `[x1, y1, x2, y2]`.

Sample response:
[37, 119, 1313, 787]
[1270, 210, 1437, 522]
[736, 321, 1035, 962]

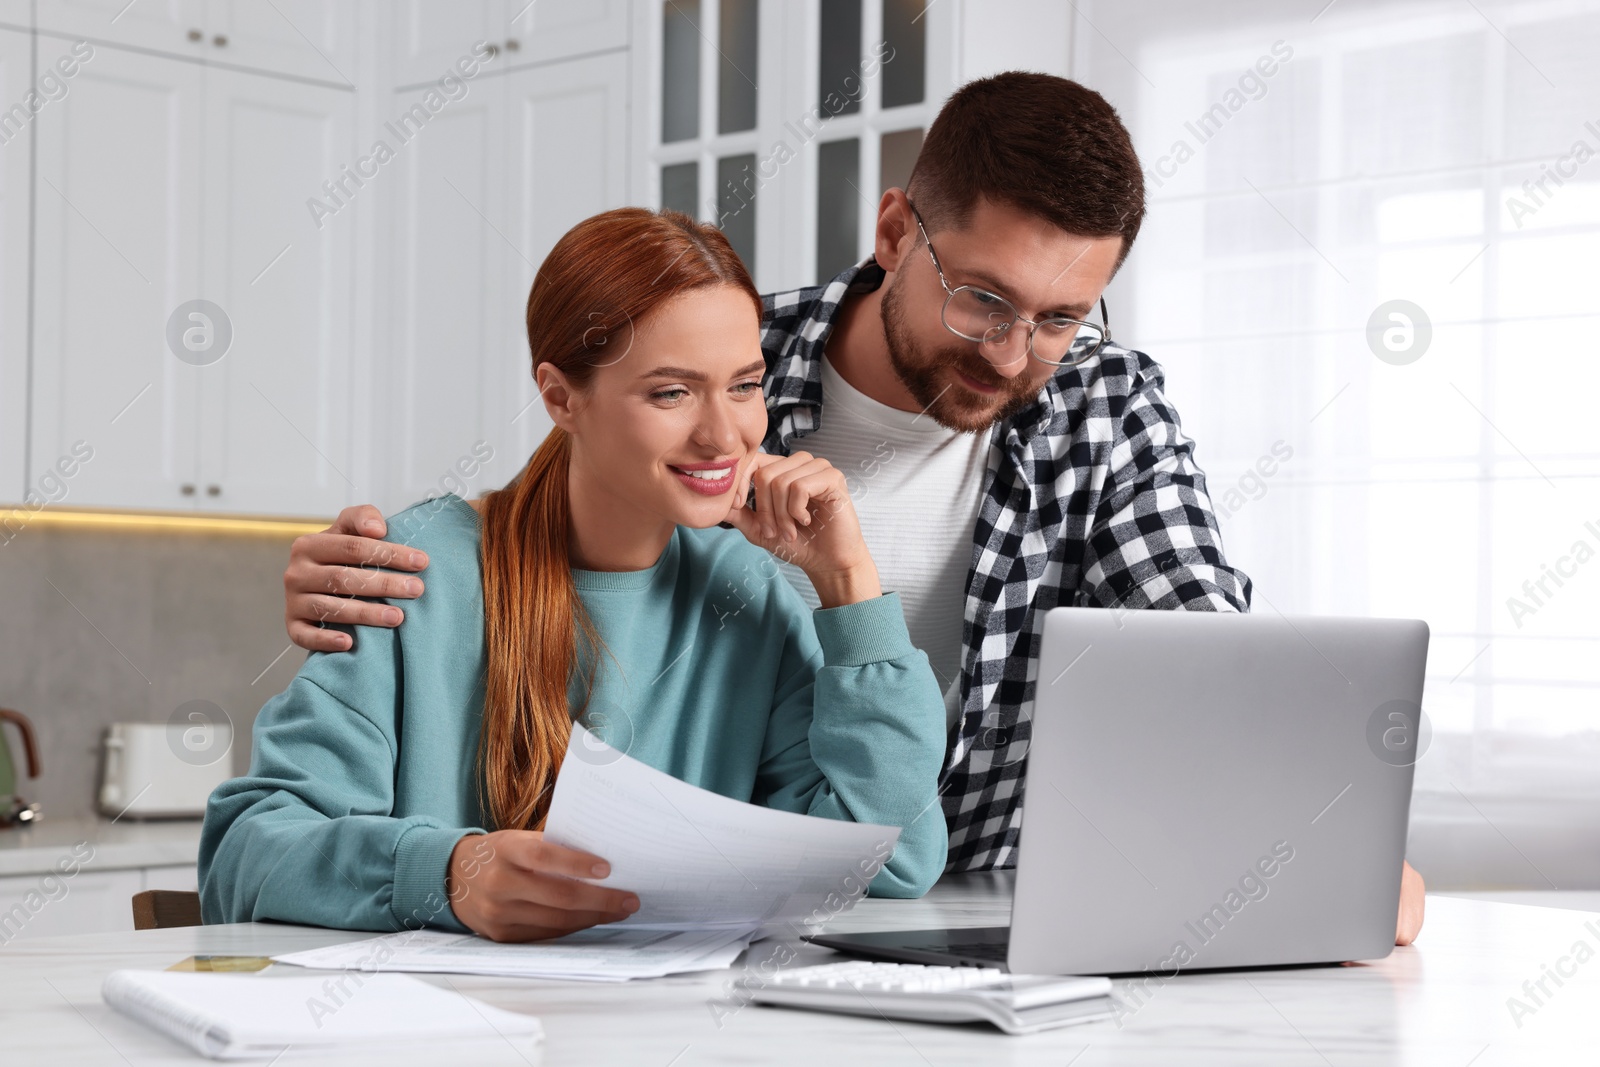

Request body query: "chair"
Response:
[131, 890, 203, 930]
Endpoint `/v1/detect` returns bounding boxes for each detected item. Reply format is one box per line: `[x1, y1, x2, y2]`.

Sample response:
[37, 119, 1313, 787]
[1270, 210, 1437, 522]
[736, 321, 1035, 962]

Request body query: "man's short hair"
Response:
[907, 71, 1146, 270]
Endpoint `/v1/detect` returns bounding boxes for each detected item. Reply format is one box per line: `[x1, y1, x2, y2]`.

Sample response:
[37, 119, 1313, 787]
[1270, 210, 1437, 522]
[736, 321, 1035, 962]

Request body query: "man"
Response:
[281, 72, 1425, 943]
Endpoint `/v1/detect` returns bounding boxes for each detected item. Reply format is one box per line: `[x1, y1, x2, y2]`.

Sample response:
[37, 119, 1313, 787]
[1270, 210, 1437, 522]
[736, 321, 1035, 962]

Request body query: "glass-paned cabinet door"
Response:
[660, 0, 701, 142]
[718, 0, 760, 134]
[880, 126, 924, 195]
[661, 161, 699, 215]
[811, 0, 934, 278]
[880, 0, 927, 109]
[816, 138, 860, 281]
[716, 153, 758, 270]
[819, 0, 864, 115]
[646, 0, 950, 291]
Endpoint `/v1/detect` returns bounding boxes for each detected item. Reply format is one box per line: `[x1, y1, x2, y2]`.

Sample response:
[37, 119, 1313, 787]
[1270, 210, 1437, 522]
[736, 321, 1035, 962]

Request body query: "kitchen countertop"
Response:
[0, 817, 202, 877]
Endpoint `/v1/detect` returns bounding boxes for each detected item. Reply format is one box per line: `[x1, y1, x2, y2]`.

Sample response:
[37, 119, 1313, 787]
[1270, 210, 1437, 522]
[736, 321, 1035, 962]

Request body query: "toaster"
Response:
[99, 721, 234, 819]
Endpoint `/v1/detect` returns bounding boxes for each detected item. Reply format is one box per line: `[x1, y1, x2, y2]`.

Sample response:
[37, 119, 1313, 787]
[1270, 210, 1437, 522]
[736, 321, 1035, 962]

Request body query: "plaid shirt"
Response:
[760, 260, 1253, 872]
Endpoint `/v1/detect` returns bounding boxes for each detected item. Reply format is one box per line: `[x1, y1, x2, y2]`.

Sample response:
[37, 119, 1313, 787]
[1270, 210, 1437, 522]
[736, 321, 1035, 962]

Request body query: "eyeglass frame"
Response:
[907, 200, 1112, 368]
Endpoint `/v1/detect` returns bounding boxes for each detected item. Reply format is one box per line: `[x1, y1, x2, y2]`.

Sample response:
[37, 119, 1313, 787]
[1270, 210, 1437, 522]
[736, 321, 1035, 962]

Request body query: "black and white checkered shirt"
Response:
[759, 260, 1253, 872]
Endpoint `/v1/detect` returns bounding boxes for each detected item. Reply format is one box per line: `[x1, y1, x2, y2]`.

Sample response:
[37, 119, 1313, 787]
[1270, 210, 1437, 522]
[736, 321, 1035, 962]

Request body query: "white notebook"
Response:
[102, 970, 543, 1060]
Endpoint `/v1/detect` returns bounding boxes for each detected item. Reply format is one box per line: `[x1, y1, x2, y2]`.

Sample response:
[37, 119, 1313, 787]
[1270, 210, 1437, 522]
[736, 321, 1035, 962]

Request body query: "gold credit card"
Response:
[167, 955, 275, 973]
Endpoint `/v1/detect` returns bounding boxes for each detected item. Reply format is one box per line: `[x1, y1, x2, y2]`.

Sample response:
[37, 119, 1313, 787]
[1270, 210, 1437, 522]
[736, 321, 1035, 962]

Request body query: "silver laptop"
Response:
[809, 607, 1428, 975]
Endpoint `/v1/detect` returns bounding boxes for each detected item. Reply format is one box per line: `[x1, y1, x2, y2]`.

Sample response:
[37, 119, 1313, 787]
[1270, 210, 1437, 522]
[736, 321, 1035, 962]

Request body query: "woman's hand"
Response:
[446, 830, 640, 942]
[723, 451, 882, 607]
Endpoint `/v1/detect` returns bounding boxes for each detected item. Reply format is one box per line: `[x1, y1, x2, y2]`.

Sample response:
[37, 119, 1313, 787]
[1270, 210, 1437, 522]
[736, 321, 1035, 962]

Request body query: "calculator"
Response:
[750, 960, 1114, 1035]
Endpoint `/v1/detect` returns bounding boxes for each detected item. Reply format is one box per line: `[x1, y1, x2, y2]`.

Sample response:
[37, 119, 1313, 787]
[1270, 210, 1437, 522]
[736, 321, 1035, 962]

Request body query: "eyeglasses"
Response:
[909, 202, 1111, 368]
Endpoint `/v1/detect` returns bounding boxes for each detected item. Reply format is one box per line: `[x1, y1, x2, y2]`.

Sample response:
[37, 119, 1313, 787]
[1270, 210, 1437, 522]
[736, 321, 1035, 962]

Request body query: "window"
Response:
[1076, 0, 1600, 883]
[648, 0, 949, 290]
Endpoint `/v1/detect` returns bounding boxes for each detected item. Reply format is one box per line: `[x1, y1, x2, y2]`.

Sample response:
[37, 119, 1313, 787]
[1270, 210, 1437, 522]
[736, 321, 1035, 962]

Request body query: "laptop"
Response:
[809, 606, 1429, 975]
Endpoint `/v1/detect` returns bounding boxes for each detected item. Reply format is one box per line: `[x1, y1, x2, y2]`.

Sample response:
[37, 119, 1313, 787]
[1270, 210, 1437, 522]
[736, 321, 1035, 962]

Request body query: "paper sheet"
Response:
[273, 925, 757, 982]
[543, 726, 901, 928]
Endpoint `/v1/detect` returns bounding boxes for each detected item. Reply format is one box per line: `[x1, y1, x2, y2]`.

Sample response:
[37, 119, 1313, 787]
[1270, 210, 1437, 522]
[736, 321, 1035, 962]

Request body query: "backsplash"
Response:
[0, 521, 310, 822]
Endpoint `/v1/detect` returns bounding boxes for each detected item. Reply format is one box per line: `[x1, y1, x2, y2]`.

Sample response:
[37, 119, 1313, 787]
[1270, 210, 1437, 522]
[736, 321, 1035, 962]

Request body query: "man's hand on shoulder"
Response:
[284, 504, 429, 652]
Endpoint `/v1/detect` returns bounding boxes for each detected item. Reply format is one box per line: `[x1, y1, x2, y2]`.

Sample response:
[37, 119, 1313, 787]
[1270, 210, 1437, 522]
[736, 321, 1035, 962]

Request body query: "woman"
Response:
[199, 209, 947, 942]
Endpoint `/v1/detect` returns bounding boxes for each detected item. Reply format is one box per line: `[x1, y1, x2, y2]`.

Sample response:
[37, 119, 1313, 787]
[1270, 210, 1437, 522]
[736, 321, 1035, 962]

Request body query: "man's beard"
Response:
[880, 274, 1045, 433]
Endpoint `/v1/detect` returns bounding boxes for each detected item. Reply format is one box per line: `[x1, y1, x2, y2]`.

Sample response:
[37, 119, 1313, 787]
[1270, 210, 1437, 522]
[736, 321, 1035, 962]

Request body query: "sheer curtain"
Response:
[1073, 0, 1600, 888]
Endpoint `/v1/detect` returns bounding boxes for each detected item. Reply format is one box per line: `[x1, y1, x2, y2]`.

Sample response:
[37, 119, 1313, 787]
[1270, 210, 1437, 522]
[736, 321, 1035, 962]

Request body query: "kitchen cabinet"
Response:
[29, 46, 356, 514]
[380, 61, 511, 512]
[195, 67, 356, 517]
[18, 0, 201, 57]
[499, 51, 631, 464]
[380, 49, 630, 511]
[514, 0, 629, 66]
[200, 0, 356, 85]
[0, 28, 30, 505]
[30, 45, 204, 511]
[8, 1, 634, 517]
[391, 0, 508, 87]
[0, 864, 198, 942]
[0, 867, 143, 942]
[25, 0, 355, 85]
[141, 864, 201, 893]
[391, 0, 628, 87]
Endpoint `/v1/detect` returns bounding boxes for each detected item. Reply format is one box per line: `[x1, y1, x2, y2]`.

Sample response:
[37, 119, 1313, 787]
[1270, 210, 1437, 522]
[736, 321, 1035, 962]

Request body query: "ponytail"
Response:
[478, 429, 597, 830]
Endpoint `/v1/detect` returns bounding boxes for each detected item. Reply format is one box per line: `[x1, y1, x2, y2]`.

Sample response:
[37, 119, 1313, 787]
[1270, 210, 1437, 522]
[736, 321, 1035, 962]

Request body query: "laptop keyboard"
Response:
[940, 940, 1012, 962]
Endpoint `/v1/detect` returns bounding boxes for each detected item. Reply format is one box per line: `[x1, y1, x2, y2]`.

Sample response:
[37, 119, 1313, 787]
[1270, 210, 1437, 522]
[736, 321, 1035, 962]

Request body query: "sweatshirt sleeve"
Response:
[752, 591, 948, 898]
[197, 635, 483, 934]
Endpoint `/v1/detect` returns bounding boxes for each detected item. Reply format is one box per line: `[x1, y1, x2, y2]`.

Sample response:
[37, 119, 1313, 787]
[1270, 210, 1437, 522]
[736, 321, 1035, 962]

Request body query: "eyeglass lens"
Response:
[942, 287, 1105, 365]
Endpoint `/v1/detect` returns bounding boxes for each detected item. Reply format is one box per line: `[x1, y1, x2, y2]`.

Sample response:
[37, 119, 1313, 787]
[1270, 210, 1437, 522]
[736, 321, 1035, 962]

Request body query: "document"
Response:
[543, 726, 902, 928]
[273, 924, 756, 982]
[274, 728, 900, 983]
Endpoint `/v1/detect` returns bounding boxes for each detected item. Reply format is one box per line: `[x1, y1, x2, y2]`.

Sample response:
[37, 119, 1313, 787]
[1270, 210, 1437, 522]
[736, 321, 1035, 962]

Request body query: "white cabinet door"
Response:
[31, 45, 204, 510]
[142, 864, 199, 891]
[510, 0, 629, 64]
[498, 51, 630, 462]
[0, 868, 142, 941]
[202, 0, 357, 85]
[196, 67, 355, 516]
[380, 72, 511, 511]
[32, 0, 207, 58]
[391, 0, 504, 87]
[28, 0, 354, 81]
[387, 0, 616, 87]
[0, 28, 30, 505]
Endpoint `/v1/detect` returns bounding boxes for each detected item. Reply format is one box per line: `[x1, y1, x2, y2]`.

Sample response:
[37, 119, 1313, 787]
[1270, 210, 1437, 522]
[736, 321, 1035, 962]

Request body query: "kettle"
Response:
[0, 708, 41, 826]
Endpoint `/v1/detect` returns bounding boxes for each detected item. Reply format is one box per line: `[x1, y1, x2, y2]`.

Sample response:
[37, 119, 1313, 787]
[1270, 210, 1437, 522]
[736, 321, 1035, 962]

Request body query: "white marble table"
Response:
[5, 873, 1598, 1065]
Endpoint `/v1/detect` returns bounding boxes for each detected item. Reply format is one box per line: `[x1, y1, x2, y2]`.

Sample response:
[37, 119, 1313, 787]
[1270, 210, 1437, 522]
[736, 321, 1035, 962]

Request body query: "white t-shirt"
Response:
[777, 356, 991, 728]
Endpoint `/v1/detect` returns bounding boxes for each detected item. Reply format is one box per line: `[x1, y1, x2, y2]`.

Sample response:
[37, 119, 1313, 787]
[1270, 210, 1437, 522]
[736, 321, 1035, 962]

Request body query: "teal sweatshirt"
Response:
[199, 494, 947, 933]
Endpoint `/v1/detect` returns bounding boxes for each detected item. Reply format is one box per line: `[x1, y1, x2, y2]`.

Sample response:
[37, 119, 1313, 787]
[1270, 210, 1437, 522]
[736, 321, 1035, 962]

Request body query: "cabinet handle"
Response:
[187, 28, 202, 42]
[212, 34, 228, 47]
[484, 42, 500, 57]
[206, 485, 221, 497]
[505, 38, 520, 52]
[181, 484, 196, 496]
